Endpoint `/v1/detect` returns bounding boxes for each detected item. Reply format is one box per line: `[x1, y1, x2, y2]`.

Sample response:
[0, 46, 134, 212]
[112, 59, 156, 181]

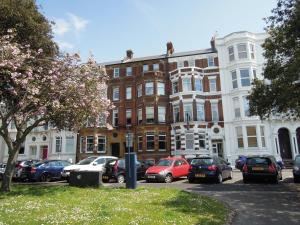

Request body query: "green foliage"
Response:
[0, 185, 228, 225]
[0, 0, 58, 57]
[249, 0, 300, 118]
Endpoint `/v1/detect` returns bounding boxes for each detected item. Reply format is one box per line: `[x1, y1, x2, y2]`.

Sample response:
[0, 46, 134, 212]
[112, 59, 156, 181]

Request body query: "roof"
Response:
[100, 47, 216, 66]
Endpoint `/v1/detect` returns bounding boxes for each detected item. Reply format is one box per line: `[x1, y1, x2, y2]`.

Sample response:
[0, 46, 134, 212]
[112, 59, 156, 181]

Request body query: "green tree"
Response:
[249, 0, 300, 118]
[0, 0, 58, 57]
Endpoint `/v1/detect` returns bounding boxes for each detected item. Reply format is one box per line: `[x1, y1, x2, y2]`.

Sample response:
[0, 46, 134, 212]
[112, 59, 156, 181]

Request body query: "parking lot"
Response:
[106, 169, 300, 225]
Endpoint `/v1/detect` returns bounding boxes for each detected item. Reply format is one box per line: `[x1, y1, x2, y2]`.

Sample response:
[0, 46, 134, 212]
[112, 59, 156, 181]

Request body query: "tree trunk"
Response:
[1, 148, 19, 192]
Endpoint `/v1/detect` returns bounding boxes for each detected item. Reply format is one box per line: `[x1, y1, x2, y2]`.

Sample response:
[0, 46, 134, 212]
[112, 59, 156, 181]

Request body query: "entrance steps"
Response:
[283, 159, 293, 169]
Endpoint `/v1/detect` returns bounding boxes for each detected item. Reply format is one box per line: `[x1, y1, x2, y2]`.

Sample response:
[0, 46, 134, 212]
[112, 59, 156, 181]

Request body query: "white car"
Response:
[61, 156, 117, 181]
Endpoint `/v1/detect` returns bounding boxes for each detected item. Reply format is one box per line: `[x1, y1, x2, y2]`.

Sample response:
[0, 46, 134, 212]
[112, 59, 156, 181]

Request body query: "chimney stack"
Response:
[166, 42, 174, 55]
[210, 36, 216, 51]
[126, 49, 133, 59]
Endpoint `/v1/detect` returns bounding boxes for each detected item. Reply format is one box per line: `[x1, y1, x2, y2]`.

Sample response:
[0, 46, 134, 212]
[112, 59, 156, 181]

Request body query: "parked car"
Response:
[145, 157, 190, 183]
[188, 156, 232, 183]
[61, 156, 117, 181]
[293, 155, 300, 183]
[0, 163, 6, 180]
[242, 155, 282, 183]
[139, 159, 155, 168]
[30, 160, 72, 182]
[102, 158, 147, 183]
[235, 155, 247, 171]
[14, 160, 40, 181]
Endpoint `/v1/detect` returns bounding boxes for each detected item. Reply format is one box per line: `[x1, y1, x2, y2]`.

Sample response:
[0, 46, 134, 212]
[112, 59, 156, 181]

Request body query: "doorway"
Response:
[296, 127, 300, 154]
[40, 146, 48, 160]
[278, 128, 292, 159]
[212, 141, 224, 158]
[111, 143, 120, 158]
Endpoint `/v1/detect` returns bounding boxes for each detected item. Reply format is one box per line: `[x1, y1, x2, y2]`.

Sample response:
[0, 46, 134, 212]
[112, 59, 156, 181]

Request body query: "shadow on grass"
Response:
[161, 190, 227, 225]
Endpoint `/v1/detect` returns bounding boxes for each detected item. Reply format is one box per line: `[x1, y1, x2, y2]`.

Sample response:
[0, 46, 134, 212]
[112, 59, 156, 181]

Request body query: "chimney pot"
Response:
[126, 49, 133, 59]
[166, 42, 174, 55]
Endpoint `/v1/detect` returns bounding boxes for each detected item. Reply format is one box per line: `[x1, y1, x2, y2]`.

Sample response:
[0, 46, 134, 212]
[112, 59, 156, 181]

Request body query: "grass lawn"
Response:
[0, 184, 228, 225]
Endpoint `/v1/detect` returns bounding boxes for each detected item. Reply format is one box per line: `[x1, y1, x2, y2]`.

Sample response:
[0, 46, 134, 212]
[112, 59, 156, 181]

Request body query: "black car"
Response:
[14, 160, 40, 181]
[102, 159, 147, 183]
[293, 155, 300, 183]
[242, 155, 282, 183]
[187, 156, 232, 183]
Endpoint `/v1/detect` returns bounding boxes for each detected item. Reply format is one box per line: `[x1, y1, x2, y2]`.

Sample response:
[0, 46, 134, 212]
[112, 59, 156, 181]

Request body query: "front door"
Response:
[111, 143, 120, 158]
[212, 141, 224, 158]
[278, 128, 292, 159]
[41, 146, 48, 160]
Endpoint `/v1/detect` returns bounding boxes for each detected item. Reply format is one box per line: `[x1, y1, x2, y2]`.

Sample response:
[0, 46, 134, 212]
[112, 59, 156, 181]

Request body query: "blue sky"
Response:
[36, 0, 277, 62]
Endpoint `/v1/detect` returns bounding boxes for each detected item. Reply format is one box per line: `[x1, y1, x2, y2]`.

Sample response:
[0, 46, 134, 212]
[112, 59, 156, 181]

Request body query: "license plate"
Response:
[195, 173, 206, 178]
[147, 175, 156, 179]
[102, 176, 109, 180]
[252, 167, 264, 171]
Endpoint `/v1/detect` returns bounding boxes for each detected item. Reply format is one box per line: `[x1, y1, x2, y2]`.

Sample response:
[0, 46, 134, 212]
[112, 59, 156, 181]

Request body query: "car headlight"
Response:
[159, 170, 168, 175]
[293, 166, 299, 171]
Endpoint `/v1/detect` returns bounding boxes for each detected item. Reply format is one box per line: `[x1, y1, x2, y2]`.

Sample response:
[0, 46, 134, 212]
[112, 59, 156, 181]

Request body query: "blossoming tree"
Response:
[0, 31, 111, 192]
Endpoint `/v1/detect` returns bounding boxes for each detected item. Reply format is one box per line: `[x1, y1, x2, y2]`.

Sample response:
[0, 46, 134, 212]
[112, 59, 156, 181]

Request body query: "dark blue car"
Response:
[30, 160, 72, 182]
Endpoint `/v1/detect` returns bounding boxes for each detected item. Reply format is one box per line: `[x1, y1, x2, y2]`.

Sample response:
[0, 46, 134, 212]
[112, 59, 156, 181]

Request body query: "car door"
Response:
[220, 158, 231, 178]
[172, 160, 182, 178]
[93, 158, 106, 171]
[216, 157, 226, 178]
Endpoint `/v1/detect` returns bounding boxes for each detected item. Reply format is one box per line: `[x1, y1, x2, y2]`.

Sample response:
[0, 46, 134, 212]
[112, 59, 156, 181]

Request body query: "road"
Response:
[105, 169, 300, 225]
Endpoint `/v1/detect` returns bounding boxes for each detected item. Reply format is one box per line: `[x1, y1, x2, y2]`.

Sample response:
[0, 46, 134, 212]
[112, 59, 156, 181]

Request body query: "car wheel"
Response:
[188, 178, 194, 183]
[164, 174, 173, 183]
[40, 173, 51, 182]
[272, 175, 279, 184]
[117, 174, 125, 184]
[216, 173, 223, 184]
[294, 177, 300, 183]
[243, 176, 249, 183]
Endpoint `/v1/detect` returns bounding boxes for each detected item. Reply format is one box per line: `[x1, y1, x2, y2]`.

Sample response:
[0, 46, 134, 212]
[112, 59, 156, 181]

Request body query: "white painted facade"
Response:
[215, 31, 300, 165]
[0, 124, 77, 164]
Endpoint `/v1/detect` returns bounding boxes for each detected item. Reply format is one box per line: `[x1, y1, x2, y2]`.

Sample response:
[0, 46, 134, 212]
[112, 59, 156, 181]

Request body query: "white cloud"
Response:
[67, 13, 89, 32]
[53, 18, 70, 35]
[57, 40, 74, 50]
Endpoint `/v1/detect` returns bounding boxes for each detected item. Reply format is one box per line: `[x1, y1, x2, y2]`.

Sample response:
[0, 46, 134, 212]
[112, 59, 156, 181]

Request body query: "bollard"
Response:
[125, 152, 137, 189]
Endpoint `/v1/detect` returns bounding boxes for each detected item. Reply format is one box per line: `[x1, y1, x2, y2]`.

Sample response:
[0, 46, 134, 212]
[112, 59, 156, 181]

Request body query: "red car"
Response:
[145, 157, 190, 183]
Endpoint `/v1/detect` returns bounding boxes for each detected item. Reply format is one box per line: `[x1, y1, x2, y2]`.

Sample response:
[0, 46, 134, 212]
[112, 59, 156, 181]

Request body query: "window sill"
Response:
[146, 149, 155, 152]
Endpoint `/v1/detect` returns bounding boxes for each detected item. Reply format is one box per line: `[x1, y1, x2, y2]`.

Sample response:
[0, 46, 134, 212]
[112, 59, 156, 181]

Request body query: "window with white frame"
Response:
[233, 97, 241, 118]
[146, 106, 154, 123]
[113, 68, 120, 78]
[186, 133, 194, 150]
[126, 109, 132, 125]
[196, 103, 205, 121]
[240, 69, 251, 87]
[182, 77, 192, 92]
[260, 126, 266, 147]
[113, 87, 119, 101]
[211, 103, 219, 122]
[126, 87, 132, 99]
[175, 134, 181, 150]
[138, 108, 142, 124]
[195, 78, 203, 91]
[172, 81, 179, 94]
[30, 146, 37, 157]
[236, 127, 244, 148]
[199, 135, 205, 149]
[146, 132, 155, 150]
[177, 61, 184, 68]
[145, 82, 154, 95]
[159, 133, 166, 151]
[158, 106, 166, 123]
[247, 126, 258, 147]
[250, 43, 255, 59]
[208, 57, 214, 67]
[188, 60, 195, 67]
[86, 136, 94, 152]
[153, 63, 159, 71]
[137, 84, 142, 97]
[173, 105, 180, 122]
[228, 46, 235, 61]
[138, 135, 143, 151]
[112, 109, 118, 127]
[143, 64, 149, 72]
[80, 136, 85, 152]
[97, 136, 106, 152]
[237, 43, 248, 59]
[209, 78, 217, 92]
[65, 136, 74, 153]
[183, 103, 193, 122]
[231, 70, 238, 89]
[243, 96, 250, 117]
[55, 136, 62, 153]
[126, 66, 132, 76]
[157, 82, 165, 95]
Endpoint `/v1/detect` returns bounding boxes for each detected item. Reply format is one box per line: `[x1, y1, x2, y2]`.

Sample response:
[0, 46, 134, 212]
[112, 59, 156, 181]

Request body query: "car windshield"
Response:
[77, 157, 97, 165]
[191, 158, 213, 165]
[247, 157, 271, 166]
[295, 156, 300, 165]
[156, 159, 172, 166]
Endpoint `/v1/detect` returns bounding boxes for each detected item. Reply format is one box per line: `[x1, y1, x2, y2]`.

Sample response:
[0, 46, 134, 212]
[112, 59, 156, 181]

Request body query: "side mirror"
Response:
[92, 162, 97, 166]
[227, 162, 231, 165]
